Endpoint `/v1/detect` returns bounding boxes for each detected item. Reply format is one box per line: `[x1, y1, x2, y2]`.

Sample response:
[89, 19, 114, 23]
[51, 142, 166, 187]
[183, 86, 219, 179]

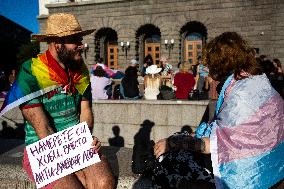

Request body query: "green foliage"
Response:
[16, 41, 40, 65]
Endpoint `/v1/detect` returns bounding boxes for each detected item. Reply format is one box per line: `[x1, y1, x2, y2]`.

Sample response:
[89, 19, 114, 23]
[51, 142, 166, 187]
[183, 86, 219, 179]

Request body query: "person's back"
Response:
[143, 65, 162, 100]
[121, 66, 140, 99]
[174, 72, 195, 99]
[174, 63, 195, 99]
[153, 32, 284, 189]
[144, 75, 161, 100]
[90, 75, 111, 100]
[90, 66, 112, 100]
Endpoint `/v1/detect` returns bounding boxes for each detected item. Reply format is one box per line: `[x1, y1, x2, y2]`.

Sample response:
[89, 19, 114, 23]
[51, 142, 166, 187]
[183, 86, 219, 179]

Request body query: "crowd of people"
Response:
[90, 51, 284, 102]
[90, 54, 213, 101]
[0, 12, 283, 189]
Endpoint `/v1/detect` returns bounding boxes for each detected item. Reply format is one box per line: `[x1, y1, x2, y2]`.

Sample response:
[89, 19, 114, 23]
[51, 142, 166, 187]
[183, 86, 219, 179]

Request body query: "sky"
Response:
[0, 0, 39, 33]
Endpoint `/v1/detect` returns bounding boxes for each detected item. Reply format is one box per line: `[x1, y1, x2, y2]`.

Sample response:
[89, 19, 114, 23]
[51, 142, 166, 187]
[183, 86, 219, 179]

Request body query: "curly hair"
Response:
[202, 32, 262, 81]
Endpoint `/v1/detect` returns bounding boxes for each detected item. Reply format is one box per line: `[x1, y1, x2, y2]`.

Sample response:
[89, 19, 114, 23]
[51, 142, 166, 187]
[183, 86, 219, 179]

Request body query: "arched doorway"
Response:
[136, 24, 161, 67]
[95, 28, 118, 69]
[185, 33, 203, 64]
[180, 21, 207, 65]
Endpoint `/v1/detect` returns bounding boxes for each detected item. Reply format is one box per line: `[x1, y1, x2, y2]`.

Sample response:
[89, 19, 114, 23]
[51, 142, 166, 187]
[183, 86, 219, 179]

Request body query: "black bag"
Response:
[159, 85, 175, 100]
[113, 84, 122, 99]
[188, 90, 208, 100]
[104, 84, 113, 97]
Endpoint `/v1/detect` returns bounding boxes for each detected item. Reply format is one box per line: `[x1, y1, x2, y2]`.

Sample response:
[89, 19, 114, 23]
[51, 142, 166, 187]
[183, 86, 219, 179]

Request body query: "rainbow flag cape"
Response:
[196, 74, 284, 189]
[0, 51, 90, 117]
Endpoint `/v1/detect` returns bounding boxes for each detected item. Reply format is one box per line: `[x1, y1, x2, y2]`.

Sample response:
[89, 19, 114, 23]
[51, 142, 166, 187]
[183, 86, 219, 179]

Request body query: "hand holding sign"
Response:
[91, 136, 101, 152]
[26, 122, 101, 189]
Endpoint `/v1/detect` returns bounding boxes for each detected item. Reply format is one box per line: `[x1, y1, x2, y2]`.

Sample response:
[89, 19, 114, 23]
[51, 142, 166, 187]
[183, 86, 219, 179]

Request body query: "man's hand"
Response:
[91, 136, 101, 152]
[154, 138, 169, 158]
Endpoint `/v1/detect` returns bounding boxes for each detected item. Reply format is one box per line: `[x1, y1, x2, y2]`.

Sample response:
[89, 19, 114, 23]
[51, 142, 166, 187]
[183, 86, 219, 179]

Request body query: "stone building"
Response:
[38, 0, 284, 71]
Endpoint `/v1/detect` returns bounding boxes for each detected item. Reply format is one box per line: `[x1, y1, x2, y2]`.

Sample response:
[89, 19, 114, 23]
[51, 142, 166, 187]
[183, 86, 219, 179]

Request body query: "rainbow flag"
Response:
[199, 74, 284, 189]
[0, 51, 90, 117]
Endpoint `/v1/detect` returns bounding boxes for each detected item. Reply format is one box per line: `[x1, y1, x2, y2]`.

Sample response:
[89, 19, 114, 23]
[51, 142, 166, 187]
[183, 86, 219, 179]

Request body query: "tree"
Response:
[16, 41, 40, 65]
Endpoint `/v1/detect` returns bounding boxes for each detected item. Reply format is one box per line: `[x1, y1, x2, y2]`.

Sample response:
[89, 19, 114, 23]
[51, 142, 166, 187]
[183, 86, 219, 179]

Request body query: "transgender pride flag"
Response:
[0, 51, 90, 117]
[208, 74, 284, 189]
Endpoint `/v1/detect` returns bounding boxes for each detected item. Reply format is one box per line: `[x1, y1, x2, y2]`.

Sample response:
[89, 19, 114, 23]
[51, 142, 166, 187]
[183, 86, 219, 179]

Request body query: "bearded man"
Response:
[0, 13, 115, 189]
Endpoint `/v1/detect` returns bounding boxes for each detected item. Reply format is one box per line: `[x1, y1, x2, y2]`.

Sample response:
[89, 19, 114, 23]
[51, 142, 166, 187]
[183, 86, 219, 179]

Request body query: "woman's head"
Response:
[179, 62, 191, 73]
[93, 66, 105, 77]
[160, 55, 169, 66]
[203, 32, 262, 81]
[145, 54, 153, 66]
[273, 58, 282, 68]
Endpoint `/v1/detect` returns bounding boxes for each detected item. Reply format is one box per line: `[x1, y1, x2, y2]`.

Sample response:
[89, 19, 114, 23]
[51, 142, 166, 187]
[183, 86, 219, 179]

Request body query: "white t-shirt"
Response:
[90, 75, 112, 100]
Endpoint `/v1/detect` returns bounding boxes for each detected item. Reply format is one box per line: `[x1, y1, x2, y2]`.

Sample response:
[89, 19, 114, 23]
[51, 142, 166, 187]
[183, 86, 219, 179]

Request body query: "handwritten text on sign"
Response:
[26, 122, 100, 188]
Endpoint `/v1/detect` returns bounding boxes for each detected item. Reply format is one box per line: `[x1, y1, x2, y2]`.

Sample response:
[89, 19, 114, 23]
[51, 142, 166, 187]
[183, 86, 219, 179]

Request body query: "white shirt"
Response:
[90, 75, 112, 100]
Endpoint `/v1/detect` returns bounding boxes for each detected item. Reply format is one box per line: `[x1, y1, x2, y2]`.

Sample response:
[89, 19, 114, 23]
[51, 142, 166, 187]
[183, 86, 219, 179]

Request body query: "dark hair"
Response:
[259, 55, 267, 61]
[125, 66, 138, 78]
[273, 58, 282, 68]
[93, 66, 105, 77]
[144, 54, 153, 66]
[203, 32, 262, 81]
[259, 59, 275, 75]
[98, 57, 104, 63]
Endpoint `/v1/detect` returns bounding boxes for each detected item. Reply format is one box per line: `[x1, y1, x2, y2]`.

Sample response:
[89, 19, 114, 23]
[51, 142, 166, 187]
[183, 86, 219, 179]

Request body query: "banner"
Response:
[26, 122, 100, 188]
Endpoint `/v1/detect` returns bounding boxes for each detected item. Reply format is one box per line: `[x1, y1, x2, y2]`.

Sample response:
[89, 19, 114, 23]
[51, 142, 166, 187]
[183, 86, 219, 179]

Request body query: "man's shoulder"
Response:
[20, 58, 33, 68]
[20, 55, 42, 71]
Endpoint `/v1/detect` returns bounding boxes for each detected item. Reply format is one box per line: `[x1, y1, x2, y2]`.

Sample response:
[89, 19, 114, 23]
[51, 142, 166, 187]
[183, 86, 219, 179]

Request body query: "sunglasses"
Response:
[60, 36, 83, 44]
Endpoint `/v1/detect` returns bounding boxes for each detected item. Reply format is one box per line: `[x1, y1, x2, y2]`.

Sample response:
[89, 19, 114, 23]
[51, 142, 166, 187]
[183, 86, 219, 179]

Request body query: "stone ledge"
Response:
[92, 99, 209, 105]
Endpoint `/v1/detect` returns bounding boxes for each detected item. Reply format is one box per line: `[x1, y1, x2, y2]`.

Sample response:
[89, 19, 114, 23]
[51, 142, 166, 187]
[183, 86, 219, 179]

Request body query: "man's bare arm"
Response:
[21, 106, 54, 139]
[80, 100, 94, 131]
[80, 99, 102, 152]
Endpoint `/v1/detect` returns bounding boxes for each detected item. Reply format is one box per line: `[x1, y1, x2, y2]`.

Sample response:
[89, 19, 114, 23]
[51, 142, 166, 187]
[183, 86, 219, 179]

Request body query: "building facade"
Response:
[38, 0, 284, 71]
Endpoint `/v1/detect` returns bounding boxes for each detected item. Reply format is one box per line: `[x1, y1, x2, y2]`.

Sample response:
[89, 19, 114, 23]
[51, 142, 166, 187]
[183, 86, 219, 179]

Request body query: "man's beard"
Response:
[57, 45, 83, 70]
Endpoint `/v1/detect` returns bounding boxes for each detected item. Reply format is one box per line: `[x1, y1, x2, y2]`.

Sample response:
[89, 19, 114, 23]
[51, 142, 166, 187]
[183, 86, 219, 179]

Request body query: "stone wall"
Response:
[36, 0, 284, 69]
[0, 99, 209, 147]
[92, 99, 209, 147]
[0, 100, 24, 129]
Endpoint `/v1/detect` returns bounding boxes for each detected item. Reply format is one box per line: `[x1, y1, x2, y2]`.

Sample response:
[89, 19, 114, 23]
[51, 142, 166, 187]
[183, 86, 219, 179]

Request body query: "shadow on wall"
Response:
[132, 120, 155, 174]
[108, 125, 125, 147]
[0, 121, 25, 139]
[132, 119, 156, 188]
[0, 121, 25, 154]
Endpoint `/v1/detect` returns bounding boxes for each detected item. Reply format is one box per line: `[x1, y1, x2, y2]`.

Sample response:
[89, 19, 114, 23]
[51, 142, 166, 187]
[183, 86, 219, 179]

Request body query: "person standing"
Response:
[196, 56, 209, 93]
[142, 54, 153, 76]
[0, 13, 115, 189]
[160, 55, 173, 88]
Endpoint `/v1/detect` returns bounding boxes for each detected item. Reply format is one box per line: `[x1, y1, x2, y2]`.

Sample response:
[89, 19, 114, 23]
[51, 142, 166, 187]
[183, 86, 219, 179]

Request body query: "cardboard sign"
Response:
[26, 122, 101, 188]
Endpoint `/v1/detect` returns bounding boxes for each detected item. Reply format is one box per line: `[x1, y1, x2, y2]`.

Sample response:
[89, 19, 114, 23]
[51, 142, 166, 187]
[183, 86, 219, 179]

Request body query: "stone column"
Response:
[180, 32, 187, 63]
[99, 36, 106, 64]
[138, 34, 145, 72]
